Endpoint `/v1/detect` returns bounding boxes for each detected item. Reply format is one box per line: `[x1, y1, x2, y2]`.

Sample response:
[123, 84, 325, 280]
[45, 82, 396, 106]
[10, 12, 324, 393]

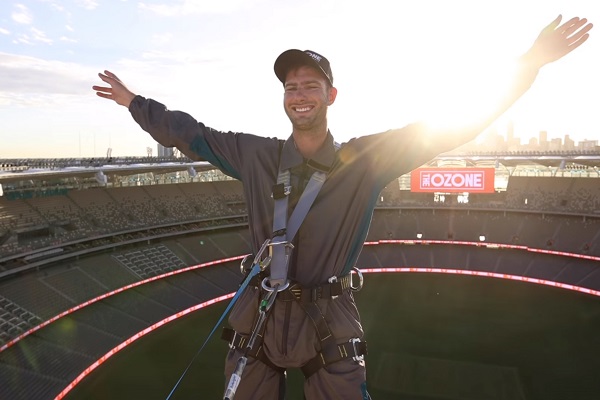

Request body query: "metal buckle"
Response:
[260, 240, 295, 292]
[239, 254, 252, 275]
[350, 267, 364, 292]
[328, 275, 339, 300]
[241, 239, 274, 275]
[272, 183, 292, 199]
[229, 331, 244, 350]
[261, 277, 290, 293]
[349, 338, 364, 362]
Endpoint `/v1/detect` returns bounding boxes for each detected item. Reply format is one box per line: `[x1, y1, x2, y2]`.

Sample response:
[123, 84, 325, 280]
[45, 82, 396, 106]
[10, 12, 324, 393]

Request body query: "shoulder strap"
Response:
[268, 142, 340, 287]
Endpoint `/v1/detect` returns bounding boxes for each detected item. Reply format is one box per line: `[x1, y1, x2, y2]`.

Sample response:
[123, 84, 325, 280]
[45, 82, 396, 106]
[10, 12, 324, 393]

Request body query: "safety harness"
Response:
[223, 140, 367, 398]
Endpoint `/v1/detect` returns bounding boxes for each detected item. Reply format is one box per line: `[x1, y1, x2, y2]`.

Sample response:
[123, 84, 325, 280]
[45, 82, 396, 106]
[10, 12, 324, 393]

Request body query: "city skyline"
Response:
[1, 0, 599, 159]
[471, 121, 600, 152]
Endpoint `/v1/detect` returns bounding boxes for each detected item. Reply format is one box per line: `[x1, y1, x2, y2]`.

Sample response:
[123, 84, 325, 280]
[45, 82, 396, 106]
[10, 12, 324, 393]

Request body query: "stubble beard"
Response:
[286, 107, 327, 137]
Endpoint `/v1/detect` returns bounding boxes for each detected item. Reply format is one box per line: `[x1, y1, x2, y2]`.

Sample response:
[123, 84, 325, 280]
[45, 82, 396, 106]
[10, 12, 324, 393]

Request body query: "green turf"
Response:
[65, 273, 600, 400]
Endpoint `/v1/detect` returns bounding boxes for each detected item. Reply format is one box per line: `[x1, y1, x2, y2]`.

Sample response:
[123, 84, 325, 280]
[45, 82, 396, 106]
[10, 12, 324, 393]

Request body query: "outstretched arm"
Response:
[92, 70, 137, 108]
[422, 15, 593, 151]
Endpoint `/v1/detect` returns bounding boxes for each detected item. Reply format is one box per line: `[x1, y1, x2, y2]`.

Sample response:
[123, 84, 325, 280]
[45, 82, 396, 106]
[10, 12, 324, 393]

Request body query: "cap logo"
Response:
[305, 51, 322, 63]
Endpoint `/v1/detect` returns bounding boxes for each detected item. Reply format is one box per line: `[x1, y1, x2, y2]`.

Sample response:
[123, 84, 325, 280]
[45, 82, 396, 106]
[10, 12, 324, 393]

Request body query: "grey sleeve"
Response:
[128, 95, 268, 180]
[348, 123, 451, 189]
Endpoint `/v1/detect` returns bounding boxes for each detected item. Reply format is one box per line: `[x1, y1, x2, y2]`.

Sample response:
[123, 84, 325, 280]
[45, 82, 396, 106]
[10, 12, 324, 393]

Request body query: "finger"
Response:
[557, 17, 583, 34]
[562, 18, 588, 37]
[544, 14, 562, 32]
[95, 92, 113, 100]
[104, 70, 120, 82]
[98, 72, 113, 84]
[92, 85, 112, 93]
[565, 32, 590, 53]
[567, 22, 593, 40]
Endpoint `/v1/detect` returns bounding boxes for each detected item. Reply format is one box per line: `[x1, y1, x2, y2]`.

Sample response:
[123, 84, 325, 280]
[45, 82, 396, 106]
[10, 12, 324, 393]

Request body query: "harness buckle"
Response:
[349, 338, 365, 362]
[239, 254, 252, 275]
[272, 183, 291, 199]
[327, 275, 339, 299]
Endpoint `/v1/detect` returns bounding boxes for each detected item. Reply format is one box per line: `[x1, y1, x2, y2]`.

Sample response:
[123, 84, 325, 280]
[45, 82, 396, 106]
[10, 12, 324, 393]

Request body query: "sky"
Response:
[0, 0, 599, 159]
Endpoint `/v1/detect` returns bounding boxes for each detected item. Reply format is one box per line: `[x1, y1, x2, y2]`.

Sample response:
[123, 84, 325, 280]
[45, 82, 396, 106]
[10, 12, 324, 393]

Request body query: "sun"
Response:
[419, 56, 517, 138]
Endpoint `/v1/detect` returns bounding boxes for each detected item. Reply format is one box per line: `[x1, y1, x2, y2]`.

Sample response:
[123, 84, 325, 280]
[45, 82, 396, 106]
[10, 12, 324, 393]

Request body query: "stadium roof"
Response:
[437, 150, 600, 169]
[1, 150, 599, 184]
[0, 156, 215, 183]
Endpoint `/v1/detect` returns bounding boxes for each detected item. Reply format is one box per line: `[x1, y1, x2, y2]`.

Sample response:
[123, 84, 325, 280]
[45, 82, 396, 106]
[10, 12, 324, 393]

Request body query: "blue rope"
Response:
[165, 262, 262, 400]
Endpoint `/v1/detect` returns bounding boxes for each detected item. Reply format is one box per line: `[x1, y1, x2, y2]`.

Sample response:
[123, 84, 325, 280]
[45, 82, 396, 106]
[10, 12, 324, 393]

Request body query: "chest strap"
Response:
[267, 141, 340, 291]
[268, 169, 327, 289]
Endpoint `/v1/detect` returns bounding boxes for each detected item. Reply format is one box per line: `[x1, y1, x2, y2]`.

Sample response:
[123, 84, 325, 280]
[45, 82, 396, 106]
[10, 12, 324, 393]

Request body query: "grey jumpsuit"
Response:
[129, 95, 448, 399]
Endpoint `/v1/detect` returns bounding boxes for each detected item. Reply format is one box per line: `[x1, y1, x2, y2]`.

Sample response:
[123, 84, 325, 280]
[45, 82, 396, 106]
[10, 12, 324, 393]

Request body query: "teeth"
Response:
[295, 106, 311, 112]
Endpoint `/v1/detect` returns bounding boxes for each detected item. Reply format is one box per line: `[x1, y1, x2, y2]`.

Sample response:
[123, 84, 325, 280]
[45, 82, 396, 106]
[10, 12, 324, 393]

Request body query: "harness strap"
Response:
[269, 169, 327, 288]
[300, 339, 368, 378]
[222, 326, 367, 379]
[296, 298, 334, 343]
[287, 275, 367, 378]
[270, 169, 291, 287]
[221, 327, 285, 374]
[250, 273, 353, 302]
[268, 140, 340, 289]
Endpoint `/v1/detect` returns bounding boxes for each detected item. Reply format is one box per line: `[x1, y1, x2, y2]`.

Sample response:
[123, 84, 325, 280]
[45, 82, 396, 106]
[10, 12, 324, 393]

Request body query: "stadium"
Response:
[0, 149, 599, 400]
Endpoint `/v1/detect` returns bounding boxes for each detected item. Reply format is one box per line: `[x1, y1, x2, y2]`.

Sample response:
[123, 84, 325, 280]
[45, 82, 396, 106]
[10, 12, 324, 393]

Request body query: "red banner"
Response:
[410, 168, 495, 193]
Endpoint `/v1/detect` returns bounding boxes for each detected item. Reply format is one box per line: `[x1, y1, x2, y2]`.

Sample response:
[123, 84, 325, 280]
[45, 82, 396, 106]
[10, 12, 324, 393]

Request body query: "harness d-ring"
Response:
[261, 277, 290, 292]
[350, 267, 364, 291]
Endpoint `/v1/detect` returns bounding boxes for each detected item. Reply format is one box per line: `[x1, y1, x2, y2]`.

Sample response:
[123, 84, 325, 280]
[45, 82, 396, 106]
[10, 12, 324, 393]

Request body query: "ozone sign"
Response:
[410, 168, 495, 193]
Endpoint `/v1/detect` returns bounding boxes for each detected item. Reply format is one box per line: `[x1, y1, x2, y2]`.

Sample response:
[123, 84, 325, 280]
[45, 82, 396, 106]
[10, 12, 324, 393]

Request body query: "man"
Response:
[93, 15, 591, 399]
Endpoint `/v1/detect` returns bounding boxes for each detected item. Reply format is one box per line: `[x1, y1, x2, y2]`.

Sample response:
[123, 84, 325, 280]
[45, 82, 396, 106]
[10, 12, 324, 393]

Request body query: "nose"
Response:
[290, 88, 308, 102]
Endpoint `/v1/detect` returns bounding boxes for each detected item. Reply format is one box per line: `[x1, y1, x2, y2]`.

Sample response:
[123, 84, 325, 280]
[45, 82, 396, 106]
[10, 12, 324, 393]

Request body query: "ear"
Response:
[327, 86, 338, 106]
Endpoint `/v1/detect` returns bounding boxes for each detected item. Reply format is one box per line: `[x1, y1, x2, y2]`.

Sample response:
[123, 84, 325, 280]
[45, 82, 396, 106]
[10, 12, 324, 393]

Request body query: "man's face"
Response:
[283, 65, 337, 132]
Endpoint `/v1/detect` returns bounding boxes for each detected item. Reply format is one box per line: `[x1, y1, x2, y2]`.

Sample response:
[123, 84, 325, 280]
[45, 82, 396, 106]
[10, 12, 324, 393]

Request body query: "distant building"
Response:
[564, 135, 575, 150]
[506, 121, 520, 150]
[538, 130, 548, 150]
[578, 139, 599, 150]
[528, 137, 538, 147]
[157, 144, 174, 157]
[549, 138, 562, 151]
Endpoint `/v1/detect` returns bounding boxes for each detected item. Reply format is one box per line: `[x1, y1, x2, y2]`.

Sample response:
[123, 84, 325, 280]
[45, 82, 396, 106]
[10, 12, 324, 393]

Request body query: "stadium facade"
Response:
[0, 151, 599, 399]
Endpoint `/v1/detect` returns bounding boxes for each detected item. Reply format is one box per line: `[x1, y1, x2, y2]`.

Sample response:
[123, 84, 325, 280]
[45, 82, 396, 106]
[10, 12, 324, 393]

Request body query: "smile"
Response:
[294, 106, 312, 112]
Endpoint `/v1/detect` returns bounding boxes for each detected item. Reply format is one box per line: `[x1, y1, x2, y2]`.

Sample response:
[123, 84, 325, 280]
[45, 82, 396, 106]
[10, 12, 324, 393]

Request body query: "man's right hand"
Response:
[92, 70, 137, 108]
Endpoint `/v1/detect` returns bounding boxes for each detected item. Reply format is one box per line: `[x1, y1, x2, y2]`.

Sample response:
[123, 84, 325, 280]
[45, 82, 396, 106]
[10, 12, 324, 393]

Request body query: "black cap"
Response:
[274, 49, 333, 86]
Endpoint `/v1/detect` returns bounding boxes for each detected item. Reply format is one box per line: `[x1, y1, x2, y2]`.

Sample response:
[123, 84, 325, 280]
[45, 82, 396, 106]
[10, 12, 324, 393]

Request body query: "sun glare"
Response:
[421, 57, 515, 135]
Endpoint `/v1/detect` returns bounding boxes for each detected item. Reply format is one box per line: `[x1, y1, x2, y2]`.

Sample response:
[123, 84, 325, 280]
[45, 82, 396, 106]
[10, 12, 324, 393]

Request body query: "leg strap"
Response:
[221, 327, 285, 374]
[293, 297, 368, 379]
[301, 338, 368, 379]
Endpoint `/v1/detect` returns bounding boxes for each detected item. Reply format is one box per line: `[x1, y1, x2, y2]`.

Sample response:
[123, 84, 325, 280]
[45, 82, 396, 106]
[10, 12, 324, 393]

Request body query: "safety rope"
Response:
[165, 240, 271, 400]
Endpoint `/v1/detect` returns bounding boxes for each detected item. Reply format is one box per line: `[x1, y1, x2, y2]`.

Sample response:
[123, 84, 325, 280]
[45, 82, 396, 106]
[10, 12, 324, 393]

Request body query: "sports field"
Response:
[65, 273, 600, 400]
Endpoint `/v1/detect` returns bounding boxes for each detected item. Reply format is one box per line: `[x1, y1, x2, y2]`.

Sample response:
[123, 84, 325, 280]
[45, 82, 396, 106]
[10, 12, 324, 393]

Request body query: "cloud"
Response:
[12, 27, 55, 46]
[138, 0, 265, 16]
[13, 34, 33, 45]
[51, 3, 65, 12]
[0, 53, 93, 102]
[30, 27, 53, 44]
[75, 0, 99, 10]
[138, 49, 219, 64]
[151, 32, 173, 46]
[12, 4, 33, 24]
[0, 28, 10, 35]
